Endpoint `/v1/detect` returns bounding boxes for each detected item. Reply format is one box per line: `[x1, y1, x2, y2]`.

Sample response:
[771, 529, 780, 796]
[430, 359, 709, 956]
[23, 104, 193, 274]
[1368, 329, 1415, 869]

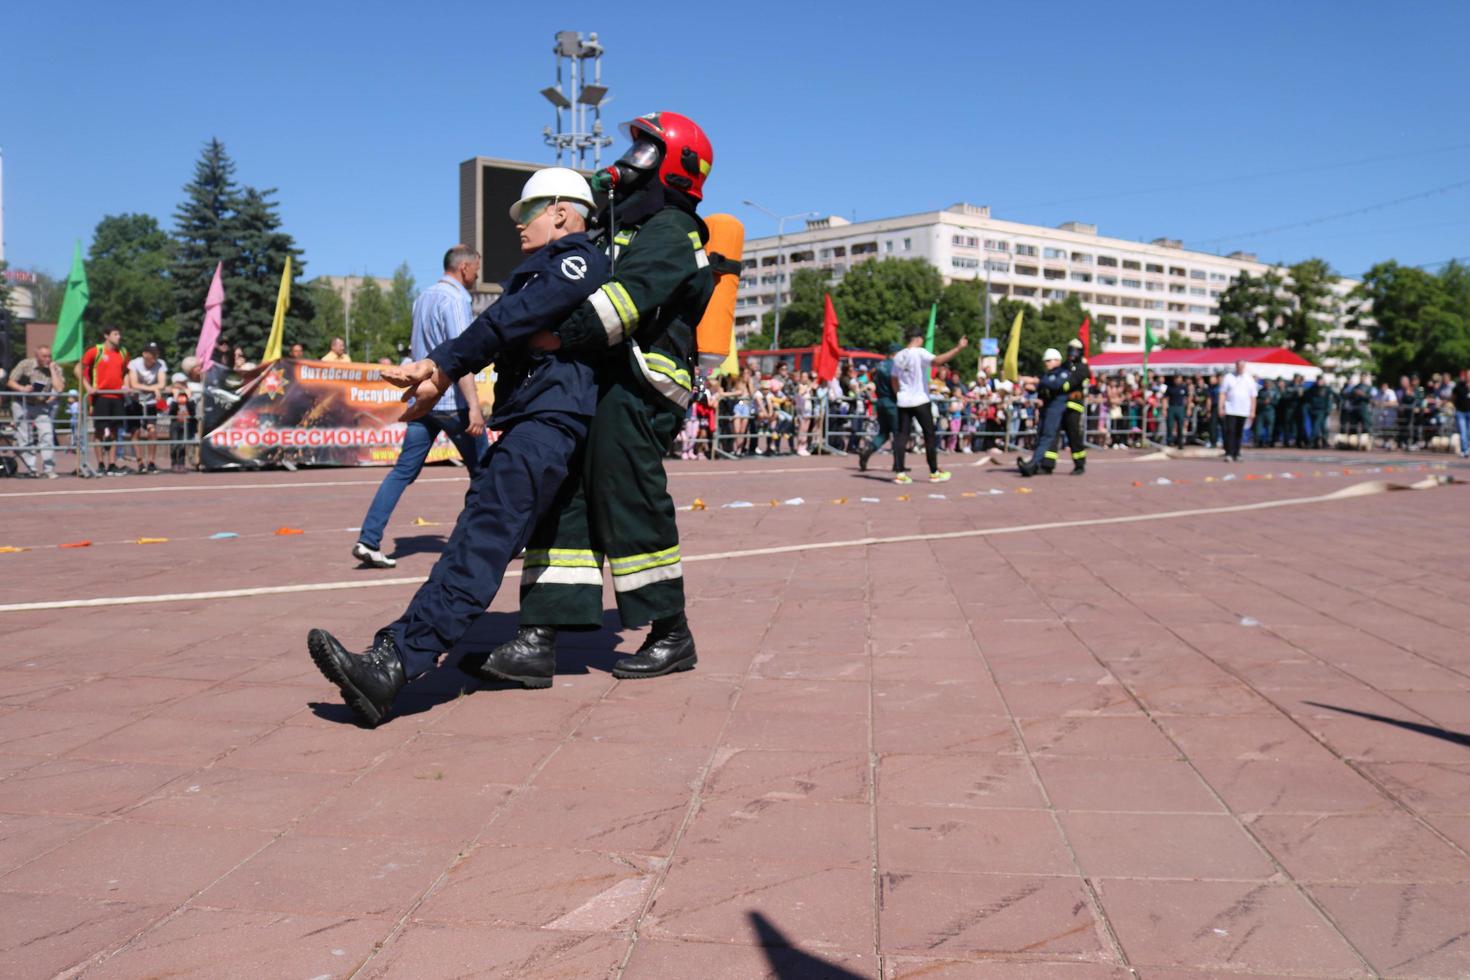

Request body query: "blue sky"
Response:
[4, 0, 1467, 290]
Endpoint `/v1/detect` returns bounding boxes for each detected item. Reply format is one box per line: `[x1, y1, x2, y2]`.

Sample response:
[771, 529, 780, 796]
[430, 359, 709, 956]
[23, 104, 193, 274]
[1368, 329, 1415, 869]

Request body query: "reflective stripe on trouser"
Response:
[1029, 398, 1067, 468]
[520, 362, 685, 629]
[1049, 401, 1088, 465]
[389, 416, 584, 678]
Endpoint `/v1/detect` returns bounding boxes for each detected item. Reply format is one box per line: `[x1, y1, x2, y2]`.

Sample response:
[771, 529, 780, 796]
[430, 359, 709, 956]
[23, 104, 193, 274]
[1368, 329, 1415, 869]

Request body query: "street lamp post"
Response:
[742, 200, 817, 350]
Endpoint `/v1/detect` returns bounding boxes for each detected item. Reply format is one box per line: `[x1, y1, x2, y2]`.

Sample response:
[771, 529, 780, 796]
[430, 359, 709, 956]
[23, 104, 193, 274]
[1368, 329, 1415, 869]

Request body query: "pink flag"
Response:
[194, 263, 225, 371]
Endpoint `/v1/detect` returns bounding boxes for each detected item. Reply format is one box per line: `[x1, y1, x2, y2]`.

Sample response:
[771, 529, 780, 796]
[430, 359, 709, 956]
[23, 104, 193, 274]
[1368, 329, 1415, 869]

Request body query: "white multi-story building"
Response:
[736, 203, 1366, 364]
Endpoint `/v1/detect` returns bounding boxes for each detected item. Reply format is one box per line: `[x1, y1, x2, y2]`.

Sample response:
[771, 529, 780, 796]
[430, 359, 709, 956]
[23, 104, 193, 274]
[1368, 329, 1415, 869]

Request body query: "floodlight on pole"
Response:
[539, 31, 614, 169]
[743, 200, 820, 350]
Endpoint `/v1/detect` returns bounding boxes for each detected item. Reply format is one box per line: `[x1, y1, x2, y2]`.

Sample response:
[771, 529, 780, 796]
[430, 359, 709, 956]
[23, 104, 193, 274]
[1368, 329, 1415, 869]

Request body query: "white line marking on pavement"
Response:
[0, 480, 1443, 614]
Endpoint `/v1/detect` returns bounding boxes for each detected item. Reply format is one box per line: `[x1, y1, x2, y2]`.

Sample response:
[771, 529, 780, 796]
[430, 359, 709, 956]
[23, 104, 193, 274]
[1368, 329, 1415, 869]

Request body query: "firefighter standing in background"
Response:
[857, 343, 902, 471]
[1046, 337, 1090, 474]
[1305, 377, 1337, 449]
[1018, 347, 1069, 477]
[468, 111, 717, 688]
[1254, 377, 1277, 447]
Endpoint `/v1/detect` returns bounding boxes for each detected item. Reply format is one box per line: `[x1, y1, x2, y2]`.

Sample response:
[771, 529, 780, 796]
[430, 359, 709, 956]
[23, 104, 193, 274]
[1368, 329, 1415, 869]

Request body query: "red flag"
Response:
[814, 293, 841, 382]
[1078, 317, 1091, 359]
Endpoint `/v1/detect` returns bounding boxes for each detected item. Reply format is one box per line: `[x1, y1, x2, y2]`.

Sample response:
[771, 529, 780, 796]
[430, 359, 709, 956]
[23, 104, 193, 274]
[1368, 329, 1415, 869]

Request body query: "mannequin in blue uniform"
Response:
[305, 168, 610, 727]
[1017, 347, 1069, 477]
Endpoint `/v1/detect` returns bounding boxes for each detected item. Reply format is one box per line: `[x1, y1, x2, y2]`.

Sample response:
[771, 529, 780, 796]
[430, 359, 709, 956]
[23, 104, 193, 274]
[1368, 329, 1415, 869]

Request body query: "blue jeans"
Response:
[358, 409, 487, 550]
[1457, 411, 1470, 456]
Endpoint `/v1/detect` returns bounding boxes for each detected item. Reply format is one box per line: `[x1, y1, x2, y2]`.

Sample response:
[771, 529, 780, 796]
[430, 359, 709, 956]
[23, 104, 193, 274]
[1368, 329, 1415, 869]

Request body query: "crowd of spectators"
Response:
[672, 357, 1470, 460]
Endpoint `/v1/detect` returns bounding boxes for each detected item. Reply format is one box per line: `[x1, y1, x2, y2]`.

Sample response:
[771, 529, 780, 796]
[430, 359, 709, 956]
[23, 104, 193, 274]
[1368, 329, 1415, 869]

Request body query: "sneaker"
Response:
[894, 472, 914, 485]
[146, 462, 157, 474]
[929, 470, 952, 483]
[352, 542, 398, 568]
[857, 445, 874, 471]
[43, 471, 58, 480]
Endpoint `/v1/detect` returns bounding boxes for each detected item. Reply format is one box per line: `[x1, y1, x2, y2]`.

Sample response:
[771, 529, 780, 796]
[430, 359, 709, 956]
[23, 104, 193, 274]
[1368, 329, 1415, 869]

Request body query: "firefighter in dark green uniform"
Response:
[1045, 337, 1090, 473]
[858, 344, 902, 471]
[1255, 377, 1277, 447]
[1305, 378, 1336, 449]
[470, 111, 717, 687]
[1275, 377, 1299, 447]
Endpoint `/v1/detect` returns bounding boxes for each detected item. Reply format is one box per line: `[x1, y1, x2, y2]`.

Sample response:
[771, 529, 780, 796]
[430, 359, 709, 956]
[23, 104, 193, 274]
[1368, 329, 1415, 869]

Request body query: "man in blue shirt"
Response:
[352, 247, 488, 568]
[308, 168, 609, 727]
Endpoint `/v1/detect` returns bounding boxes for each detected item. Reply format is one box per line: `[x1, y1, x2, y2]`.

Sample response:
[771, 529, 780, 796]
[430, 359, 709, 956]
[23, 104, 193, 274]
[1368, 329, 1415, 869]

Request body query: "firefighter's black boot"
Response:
[1017, 458, 1037, 477]
[308, 627, 406, 728]
[465, 625, 558, 689]
[613, 613, 697, 679]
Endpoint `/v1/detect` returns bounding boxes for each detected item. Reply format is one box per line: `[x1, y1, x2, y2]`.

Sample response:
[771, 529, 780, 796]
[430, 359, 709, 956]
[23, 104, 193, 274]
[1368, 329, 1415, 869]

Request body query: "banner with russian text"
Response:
[200, 359, 494, 470]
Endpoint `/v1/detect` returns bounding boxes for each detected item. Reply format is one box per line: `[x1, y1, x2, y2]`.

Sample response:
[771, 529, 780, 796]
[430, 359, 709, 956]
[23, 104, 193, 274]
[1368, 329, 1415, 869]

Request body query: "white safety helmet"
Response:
[509, 167, 596, 223]
[1042, 347, 1062, 363]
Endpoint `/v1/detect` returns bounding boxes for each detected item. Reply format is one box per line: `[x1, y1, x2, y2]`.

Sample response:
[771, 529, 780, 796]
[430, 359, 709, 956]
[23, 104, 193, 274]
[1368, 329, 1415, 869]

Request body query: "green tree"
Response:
[1280, 258, 1335, 357]
[307, 281, 345, 355]
[1162, 331, 1201, 349]
[1209, 268, 1288, 347]
[230, 186, 313, 356]
[169, 139, 312, 357]
[28, 271, 66, 322]
[0, 261, 15, 366]
[742, 267, 830, 350]
[170, 138, 241, 349]
[86, 213, 175, 355]
[350, 277, 394, 361]
[385, 263, 417, 358]
[829, 258, 943, 353]
[1353, 260, 1470, 381]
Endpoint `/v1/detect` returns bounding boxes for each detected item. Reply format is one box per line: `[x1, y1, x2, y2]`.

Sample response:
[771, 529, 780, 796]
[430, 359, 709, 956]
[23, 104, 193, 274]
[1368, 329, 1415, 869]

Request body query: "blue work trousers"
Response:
[358, 409, 487, 550]
[390, 416, 584, 678]
[1028, 398, 1067, 469]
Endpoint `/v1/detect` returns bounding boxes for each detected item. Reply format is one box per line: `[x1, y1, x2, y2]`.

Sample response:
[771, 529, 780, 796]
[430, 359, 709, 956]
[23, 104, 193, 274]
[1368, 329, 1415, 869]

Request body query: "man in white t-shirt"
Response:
[126, 343, 169, 474]
[1219, 360, 1257, 462]
[890, 327, 969, 484]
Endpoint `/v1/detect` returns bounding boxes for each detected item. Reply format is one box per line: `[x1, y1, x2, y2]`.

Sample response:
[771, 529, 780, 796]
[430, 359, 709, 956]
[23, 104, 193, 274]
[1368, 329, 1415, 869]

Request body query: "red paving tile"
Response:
[877, 870, 1105, 957]
[1, 452, 1467, 975]
[1095, 879, 1369, 975]
[84, 908, 392, 979]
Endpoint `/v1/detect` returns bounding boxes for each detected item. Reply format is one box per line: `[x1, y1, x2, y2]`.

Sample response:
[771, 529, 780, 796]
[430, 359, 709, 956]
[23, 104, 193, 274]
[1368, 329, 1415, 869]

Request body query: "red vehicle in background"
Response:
[737, 345, 884, 379]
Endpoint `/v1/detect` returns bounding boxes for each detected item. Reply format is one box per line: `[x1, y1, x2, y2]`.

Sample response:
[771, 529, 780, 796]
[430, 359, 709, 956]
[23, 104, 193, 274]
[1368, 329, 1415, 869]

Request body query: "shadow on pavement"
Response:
[307, 610, 629, 726]
[388, 533, 448, 558]
[1304, 701, 1470, 748]
[747, 912, 869, 979]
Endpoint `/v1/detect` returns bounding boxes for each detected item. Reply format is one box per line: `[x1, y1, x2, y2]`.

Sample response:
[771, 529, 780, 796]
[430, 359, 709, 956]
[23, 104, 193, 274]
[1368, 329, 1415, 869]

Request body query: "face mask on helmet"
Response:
[609, 137, 663, 195]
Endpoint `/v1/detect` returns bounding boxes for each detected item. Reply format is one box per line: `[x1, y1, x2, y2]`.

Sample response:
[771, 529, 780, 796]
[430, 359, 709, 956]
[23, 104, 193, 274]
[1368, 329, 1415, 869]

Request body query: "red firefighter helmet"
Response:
[620, 111, 713, 201]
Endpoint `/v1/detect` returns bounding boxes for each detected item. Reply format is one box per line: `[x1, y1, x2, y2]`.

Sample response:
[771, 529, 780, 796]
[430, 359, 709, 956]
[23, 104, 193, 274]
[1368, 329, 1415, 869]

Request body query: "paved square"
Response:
[0, 449, 1466, 977]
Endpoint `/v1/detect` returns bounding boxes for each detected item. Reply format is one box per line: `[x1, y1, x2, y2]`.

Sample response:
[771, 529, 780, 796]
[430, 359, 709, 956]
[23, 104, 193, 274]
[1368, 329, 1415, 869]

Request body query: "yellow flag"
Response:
[1002, 309, 1023, 382]
[262, 256, 291, 363]
[717, 322, 739, 376]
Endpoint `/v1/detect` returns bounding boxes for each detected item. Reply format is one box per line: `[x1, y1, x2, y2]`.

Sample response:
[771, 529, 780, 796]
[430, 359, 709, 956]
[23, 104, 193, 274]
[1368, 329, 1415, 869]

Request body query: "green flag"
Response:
[1143, 321, 1158, 385]
[52, 242, 90, 363]
[923, 301, 937, 353]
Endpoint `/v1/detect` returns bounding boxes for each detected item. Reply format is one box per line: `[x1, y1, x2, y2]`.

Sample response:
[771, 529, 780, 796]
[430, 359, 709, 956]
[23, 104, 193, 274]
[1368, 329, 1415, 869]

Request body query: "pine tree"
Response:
[168, 139, 313, 358]
[230, 186, 313, 355]
[170, 138, 241, 349]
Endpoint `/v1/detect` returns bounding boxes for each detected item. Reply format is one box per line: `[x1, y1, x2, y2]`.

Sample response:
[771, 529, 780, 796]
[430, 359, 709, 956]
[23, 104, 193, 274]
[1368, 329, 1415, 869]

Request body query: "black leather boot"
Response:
[1017, 458, 1037, 477]
[308, 627, 406, 728]
[464, 625, 558, 689]
[613, 614, 697, 679]
[1071, 464, 1086, 475]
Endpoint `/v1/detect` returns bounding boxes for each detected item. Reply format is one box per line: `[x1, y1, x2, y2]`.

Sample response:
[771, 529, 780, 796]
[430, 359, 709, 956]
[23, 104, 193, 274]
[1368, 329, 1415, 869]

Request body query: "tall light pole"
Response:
[743, 200, 817, 350]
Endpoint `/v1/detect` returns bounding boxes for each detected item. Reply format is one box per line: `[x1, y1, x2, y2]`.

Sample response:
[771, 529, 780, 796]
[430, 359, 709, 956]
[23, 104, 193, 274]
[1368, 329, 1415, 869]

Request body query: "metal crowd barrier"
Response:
[0, 389, 78, 478]
[72, 386, 208, 478]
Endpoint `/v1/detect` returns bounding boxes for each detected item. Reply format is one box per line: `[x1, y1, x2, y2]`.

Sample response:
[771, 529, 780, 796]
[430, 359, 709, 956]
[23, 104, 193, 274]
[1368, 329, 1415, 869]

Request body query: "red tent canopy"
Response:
[1089, 346, 1319, 379]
